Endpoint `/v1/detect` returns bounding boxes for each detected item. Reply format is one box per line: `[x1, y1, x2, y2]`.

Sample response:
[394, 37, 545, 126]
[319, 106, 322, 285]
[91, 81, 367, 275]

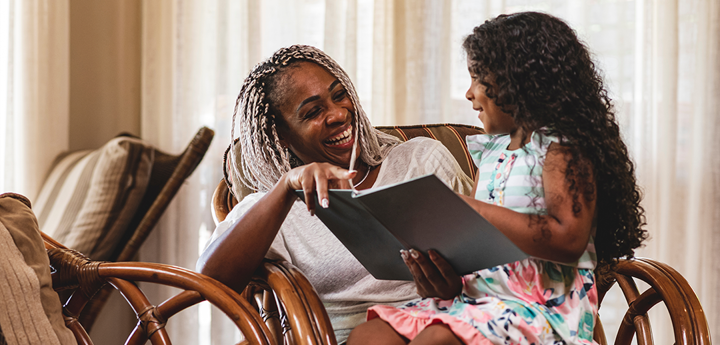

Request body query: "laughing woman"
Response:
[196, 45, 473, 343]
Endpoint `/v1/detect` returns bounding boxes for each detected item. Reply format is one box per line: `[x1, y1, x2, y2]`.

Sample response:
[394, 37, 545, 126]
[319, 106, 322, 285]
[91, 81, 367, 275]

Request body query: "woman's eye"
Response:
[304, 107, 321, 120]
[333, 89, 347, 101]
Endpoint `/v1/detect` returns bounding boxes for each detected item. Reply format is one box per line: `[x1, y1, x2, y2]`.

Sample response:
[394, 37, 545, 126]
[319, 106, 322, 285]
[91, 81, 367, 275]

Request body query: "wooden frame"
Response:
[44, 233, 276, 345]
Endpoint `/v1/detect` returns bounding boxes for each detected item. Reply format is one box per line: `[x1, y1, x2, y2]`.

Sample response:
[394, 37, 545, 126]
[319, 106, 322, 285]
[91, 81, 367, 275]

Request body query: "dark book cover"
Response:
[296, 174, 528, 280]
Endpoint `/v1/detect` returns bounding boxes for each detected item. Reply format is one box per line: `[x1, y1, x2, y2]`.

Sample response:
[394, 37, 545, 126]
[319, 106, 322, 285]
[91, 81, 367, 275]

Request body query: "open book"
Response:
[296, 174, 528, 281]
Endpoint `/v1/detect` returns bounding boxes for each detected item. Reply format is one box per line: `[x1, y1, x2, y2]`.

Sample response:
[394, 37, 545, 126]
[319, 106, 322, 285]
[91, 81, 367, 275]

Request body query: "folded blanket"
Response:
[0, 193, 74, 345]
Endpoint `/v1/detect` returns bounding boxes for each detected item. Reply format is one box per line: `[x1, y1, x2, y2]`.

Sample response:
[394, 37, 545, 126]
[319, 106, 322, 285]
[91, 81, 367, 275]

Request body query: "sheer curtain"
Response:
[138, 0, 720, 343]
[0, 0, 69, 198]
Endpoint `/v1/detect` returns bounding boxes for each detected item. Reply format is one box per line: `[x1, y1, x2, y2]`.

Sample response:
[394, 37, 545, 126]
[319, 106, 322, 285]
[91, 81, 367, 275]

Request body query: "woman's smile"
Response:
[325, 126, 354, 147]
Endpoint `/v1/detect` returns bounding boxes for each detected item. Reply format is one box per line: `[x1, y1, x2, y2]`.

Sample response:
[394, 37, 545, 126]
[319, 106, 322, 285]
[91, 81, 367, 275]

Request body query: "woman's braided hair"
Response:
[463, 12, 647, 266]
[230, 45, 400, 193]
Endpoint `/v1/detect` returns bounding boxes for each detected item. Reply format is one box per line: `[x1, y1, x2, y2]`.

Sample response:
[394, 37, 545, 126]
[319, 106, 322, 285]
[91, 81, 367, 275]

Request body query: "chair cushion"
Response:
[33, 136, 154, 260]
[0, 193, 76, 345]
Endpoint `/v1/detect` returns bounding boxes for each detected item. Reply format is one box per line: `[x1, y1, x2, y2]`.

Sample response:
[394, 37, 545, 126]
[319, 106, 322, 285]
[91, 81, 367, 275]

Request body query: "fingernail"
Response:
[321, 198, 329, 208]
[400, 250, 408, 260]
[409, 249, 419, 259]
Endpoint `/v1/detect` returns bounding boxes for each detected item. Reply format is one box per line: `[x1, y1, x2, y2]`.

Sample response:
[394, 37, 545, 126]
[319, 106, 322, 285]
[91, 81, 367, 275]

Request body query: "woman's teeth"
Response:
[326, 128, 353, 146]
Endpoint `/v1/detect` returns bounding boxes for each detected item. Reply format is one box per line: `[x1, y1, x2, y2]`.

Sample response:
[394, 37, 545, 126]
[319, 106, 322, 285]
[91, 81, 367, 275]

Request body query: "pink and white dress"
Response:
[368, 132, 598, 345]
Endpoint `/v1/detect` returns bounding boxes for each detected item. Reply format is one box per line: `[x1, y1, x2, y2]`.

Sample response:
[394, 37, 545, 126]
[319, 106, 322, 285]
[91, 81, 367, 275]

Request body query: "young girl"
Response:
[347, 12, 646, 345]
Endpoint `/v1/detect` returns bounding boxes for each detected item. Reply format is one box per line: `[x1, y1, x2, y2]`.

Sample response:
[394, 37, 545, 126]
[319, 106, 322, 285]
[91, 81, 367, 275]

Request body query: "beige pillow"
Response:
[0, 193, 76, 345]
[33, 136, 154, 260]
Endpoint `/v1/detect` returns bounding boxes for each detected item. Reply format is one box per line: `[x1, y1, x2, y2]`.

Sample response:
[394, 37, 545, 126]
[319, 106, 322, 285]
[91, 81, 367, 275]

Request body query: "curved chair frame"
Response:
[594, 258, 710, 345]
[44, 234, 276, 345]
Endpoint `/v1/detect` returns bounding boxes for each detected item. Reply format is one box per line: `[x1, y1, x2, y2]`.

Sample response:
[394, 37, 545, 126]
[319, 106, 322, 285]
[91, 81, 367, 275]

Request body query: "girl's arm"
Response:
[196, 163, 354, 293]
[460, 143, 596, 263]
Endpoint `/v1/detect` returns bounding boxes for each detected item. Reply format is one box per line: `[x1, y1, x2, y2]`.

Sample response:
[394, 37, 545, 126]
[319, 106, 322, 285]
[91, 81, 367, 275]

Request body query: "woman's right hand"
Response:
[283, 162, 357, 215]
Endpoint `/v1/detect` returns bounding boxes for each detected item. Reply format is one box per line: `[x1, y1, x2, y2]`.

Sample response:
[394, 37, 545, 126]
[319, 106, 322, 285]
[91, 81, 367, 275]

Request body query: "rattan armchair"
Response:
[212, 124, 711, 345]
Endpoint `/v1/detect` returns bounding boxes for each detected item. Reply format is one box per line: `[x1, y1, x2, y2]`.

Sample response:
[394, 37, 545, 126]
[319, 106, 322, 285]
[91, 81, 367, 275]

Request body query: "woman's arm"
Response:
[196, 163, 354, 293]
[459, 143, 596, 263]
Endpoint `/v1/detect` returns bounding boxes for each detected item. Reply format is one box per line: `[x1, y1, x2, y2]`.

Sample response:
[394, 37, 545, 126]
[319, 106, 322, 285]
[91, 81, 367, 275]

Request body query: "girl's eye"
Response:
[333, 89, 347, 101]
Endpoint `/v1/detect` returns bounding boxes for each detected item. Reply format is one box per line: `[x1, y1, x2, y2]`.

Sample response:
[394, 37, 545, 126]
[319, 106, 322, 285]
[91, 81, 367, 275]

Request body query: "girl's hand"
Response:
[284, 162, 356, 215]
[402, 249, 462, 300]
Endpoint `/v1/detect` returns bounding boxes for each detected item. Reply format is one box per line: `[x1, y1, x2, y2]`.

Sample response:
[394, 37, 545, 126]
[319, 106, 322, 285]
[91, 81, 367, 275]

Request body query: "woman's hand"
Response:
[284, 162, 356, 215]
[402, 249, 463, 300]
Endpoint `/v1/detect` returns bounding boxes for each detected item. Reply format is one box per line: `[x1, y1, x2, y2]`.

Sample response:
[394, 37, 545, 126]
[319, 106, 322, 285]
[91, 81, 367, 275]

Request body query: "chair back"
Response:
[82, 127, 214, 329]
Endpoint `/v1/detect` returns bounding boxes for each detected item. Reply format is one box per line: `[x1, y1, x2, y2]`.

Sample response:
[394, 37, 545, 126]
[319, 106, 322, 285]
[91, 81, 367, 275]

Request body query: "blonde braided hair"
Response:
[230, 45, 400, 193]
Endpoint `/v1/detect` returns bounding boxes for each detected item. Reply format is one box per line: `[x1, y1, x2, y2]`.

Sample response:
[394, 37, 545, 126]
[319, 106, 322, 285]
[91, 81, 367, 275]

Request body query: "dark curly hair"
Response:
[463, 12, 646, 266]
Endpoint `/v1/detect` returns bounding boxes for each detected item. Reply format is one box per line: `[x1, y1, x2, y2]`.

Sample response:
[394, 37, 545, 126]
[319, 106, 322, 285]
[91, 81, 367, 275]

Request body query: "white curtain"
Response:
[137, 0, 720, 343]
[0, 0, 69, 199]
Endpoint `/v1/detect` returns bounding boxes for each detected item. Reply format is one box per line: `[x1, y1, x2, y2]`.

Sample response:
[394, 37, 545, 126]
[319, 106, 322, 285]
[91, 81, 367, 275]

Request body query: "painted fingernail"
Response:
[400, 250, 408, 260]
[409, 249, 419, 259]
[321, 198, 329, 208]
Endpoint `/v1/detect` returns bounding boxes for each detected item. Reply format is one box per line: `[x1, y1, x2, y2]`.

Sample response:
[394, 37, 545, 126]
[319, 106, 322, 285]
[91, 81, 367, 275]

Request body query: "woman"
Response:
[197, 45, 473, 343]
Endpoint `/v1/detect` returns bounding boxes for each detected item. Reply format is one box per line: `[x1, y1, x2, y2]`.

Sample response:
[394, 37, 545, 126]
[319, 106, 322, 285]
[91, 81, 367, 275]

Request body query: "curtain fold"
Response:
[0, 0, 69, 199]
[136, 1, 720, 343]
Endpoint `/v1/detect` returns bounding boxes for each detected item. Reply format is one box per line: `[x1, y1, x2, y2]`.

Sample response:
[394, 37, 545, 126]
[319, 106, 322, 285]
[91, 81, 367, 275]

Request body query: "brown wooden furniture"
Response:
[212, 123, 711, 345]
[43, 233, 275, 345]
[82, 127, 215, 329]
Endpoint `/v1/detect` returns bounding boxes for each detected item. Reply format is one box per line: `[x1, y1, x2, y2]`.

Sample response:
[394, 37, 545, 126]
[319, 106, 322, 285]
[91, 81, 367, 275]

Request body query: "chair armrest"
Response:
[45, 243, 276, 345]
[595, 257, 710, 345]
[246, 260, 337, 345]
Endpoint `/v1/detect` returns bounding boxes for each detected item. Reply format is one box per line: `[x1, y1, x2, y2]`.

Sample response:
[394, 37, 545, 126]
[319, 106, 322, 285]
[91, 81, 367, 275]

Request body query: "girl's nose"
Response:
[465, 87, 473, 101]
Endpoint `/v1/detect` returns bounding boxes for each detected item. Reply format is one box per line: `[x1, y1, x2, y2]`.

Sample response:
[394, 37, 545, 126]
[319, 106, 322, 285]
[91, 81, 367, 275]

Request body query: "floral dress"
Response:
[367, 132, 598, 345]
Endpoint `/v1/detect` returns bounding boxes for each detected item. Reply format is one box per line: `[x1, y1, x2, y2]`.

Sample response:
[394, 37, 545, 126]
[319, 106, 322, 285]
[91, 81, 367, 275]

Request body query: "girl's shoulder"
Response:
[466, 133, 510, 157]
[466, 130, 560, 167]
[526, 129, 560, 158]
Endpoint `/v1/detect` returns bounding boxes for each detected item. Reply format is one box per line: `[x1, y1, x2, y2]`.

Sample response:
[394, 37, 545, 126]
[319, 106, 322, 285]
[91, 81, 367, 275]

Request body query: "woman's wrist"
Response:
[276, 173, 301, 203]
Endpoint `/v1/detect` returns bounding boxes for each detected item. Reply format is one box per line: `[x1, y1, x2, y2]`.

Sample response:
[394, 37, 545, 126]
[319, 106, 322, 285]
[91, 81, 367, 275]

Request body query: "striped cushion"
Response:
[376, 123, 485, 181]
[34, 136, 154, 260]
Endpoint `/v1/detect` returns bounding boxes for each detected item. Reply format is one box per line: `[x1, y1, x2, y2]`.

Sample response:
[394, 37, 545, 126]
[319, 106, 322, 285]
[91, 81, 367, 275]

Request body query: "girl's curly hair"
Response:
[463, 12, 647, 266]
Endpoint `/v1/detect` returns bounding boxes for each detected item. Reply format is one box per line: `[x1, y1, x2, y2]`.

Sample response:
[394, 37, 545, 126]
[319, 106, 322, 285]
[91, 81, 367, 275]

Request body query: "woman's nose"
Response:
[325, 103, 347, 124]
[465, 87, 473, 101]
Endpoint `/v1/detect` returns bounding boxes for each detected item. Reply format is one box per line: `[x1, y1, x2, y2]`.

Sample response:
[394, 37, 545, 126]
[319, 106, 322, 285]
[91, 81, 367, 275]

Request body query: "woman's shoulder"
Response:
[387, 136, 444, 156]
[387, 136, 462, 165]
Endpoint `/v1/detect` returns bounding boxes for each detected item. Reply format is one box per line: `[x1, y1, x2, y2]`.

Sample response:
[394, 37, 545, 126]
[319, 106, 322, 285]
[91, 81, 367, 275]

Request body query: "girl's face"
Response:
[276, 62, 357, 168]
[465, 61, 517, 135]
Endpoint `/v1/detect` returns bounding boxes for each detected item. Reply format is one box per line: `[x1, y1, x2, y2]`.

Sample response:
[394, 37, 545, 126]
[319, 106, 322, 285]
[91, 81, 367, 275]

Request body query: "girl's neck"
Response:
[507, 127, 530, 150]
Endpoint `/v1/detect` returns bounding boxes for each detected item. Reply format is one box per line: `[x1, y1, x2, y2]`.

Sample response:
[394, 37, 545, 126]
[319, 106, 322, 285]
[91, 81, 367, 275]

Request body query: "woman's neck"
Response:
[353, 161, 381, 190]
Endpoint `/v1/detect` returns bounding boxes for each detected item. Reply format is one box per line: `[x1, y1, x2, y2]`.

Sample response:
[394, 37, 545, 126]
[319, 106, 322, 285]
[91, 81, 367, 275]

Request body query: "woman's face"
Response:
[465, 60, 517, 135]
[276, 62, 357, 168]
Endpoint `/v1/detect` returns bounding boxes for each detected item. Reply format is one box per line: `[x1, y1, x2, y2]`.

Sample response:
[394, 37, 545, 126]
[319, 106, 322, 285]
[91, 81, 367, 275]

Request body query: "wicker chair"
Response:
[74, 127, 215, 330]
[42, 232, 275, 345]
[212, 124, 711, 345]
